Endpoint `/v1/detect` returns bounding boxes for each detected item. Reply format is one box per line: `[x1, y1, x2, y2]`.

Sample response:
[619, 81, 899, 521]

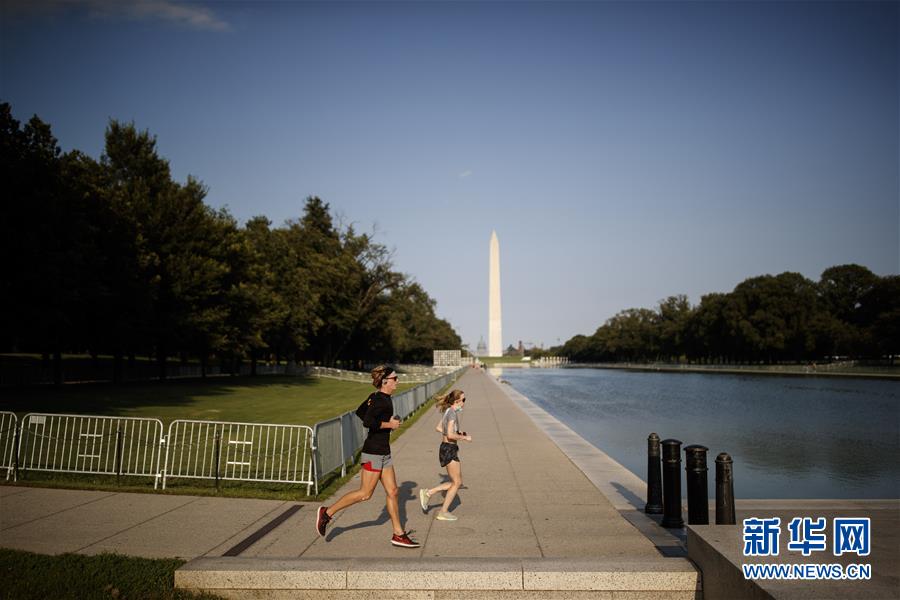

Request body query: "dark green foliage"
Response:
[0, 548, 222, 599]
[559, 264, 899, 364]
[0, 103, 459, 374]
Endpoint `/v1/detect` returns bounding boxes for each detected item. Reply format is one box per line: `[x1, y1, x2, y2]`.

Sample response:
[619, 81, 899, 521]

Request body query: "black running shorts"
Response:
[439, 442, 459, 467]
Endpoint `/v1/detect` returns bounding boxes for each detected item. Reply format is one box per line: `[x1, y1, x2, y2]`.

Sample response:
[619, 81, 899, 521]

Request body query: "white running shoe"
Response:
[436, 512, 458, 521]
[419, 488, 429, 512]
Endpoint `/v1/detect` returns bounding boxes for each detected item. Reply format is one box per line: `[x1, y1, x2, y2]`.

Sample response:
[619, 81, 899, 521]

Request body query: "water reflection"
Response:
[500, 369, 900, 499]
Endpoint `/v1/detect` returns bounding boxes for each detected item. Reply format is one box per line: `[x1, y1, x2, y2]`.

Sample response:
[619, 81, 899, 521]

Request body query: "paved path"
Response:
[294, 368, 663, 560]
[0, 369, 667, 560]
[1, 368, 701, 598]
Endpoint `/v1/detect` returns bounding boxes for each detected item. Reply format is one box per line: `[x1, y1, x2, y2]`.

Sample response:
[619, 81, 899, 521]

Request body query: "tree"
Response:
[290, 197, 404, 366]
[103, 122, 233, 378]
[819, 264, 878, 323]
[59, 150, 119, 372]
[240, 216, 292, 371]
[560, 335, 593, 362]
[1, 105, 465, 379]
[602, 308, 658, 361]
[817, 264, 878, 356]
[657, 295, 693, 361]
[369, 281, 461, 363]
[685, 293, 731, 363]
[0, 106, 82, 383]
[858, 275, 900, 361]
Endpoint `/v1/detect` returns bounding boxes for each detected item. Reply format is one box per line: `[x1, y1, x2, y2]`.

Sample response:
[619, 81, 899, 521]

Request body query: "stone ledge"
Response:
[522, 558, 700, 591]
[176, 557, 700, 593]
[175, 558, 351, 590]
[346, 558, 521, 590]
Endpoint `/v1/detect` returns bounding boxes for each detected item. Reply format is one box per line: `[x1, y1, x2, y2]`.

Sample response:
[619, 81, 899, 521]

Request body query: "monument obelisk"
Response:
[488, 230, 502, 357]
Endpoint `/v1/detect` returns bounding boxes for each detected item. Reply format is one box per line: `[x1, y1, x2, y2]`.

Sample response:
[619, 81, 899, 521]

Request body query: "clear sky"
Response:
[2, 1, 898, 351]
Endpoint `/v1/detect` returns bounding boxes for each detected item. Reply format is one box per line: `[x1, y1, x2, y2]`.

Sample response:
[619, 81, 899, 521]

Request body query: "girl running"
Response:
[419, 389, 472, 521]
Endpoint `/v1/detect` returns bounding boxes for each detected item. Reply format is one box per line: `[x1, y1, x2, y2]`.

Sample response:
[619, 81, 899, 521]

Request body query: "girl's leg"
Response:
[379, 465, 404, 535]
[326, 467, 380, 516]
[439, 460, 462, 514]
[426, 479, 452, 497]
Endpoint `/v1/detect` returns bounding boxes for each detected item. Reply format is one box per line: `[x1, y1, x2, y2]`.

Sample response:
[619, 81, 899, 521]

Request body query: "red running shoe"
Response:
[315, 506, 331, 538]
[390, 531, 420, 548]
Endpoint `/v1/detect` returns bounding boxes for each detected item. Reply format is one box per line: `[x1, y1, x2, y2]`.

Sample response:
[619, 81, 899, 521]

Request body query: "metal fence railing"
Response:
[1, 411, 17, 480]
[312, 367, 464, 480]
[3, 367, 465, 494]
[303, 365, 458, 384]
[17, 413, 165, 483]
[2, 360, 458, 386]
[161, 420, 316, 495]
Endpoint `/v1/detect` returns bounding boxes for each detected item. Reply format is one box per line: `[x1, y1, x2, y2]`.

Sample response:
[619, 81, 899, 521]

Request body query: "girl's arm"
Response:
[444, 414, 472, 441]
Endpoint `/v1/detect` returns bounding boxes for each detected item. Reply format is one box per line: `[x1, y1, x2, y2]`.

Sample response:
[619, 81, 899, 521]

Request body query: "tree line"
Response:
[0, 103, 461, 383]
[557, 266, 898, 365]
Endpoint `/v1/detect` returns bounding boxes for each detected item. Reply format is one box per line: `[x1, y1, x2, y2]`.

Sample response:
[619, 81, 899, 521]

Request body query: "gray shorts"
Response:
[360, 452, 392, 472]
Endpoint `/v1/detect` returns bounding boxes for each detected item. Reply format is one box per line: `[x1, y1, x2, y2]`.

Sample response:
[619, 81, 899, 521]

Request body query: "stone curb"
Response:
[175, 556, 702, 592]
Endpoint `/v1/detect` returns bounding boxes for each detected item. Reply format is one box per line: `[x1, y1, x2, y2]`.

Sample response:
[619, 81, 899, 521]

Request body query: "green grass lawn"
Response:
[0, 548, 222, 600]
[0, 374, 415, 427]
[0, 372, 457, 599]
[0, 374, 440, 501]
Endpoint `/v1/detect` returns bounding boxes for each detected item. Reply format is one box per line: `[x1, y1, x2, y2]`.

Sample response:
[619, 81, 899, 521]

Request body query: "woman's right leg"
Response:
[326, 467, 380, 516]
[438, 460, 462, 514]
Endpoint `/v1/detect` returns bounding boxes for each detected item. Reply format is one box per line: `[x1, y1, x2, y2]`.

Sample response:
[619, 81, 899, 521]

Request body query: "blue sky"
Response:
[2, 1, 897, 351]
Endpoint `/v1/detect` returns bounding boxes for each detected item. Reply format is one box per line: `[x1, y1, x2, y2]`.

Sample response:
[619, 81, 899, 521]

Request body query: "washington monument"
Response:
[489, 230, 502, 357]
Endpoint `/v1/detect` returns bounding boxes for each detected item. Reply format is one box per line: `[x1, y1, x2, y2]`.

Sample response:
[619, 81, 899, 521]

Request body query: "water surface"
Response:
[497, 368, 899, 499]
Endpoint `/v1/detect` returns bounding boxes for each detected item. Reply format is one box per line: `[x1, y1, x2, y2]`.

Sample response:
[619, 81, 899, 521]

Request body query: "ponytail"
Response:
[435, 389, 464, 412]
[371, 365, 395, 389]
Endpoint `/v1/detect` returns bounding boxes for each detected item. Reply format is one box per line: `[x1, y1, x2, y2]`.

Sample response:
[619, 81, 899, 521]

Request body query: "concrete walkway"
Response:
[0, 368, 699, 598]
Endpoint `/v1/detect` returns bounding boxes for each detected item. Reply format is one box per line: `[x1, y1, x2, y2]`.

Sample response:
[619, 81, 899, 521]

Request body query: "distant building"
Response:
[433, 350, 462, 367]
[475, 336, 487, 357]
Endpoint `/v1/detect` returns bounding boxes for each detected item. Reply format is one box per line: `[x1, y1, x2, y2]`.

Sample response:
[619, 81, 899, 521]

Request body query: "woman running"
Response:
[315, 365, 420, 548]
[419, 389, 472, 521]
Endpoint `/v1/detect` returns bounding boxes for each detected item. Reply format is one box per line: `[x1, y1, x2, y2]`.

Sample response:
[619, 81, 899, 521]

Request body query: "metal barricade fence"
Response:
[1, 411, 17, 481]
[17, 413, 164, 483]
[312, 367, 464, 482]
[6, 368, 464, 492]
[306, 366, 453, 384]
[312, 416, 343, 480]
[162, 420, 316, 495]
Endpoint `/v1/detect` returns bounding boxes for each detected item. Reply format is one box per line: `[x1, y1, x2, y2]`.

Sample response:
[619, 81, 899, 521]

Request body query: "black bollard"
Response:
[684, 445, 709, 525]
[645, 433, 663, 514]
[661, 439, 684, 528]
[715, 452, 736, 525]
